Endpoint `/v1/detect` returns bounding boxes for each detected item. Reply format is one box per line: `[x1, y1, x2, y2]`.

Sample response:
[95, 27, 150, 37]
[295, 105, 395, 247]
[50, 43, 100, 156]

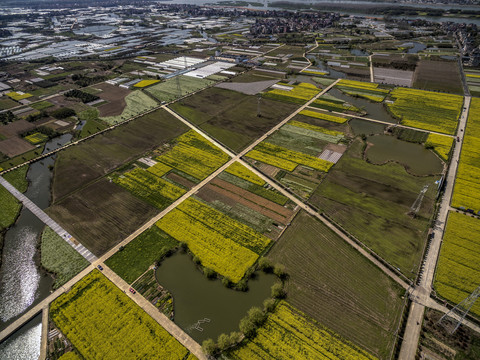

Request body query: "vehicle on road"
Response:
[129, 287, 136, 294]
[97, 265, 103, 271]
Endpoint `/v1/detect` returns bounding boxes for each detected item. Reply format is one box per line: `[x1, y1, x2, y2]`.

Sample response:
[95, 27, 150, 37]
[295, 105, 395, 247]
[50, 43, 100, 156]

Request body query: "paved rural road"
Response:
[398, 96, 471, 360]
[101, 266, 207, 360]
[165, 80, 411, 292]
[369, 55, 374, 82]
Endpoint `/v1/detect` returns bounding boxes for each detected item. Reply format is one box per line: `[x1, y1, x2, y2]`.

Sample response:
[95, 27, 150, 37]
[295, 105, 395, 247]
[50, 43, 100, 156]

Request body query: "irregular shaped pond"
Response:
[156, 252, 276, 342]
[366, 135, 444, 176]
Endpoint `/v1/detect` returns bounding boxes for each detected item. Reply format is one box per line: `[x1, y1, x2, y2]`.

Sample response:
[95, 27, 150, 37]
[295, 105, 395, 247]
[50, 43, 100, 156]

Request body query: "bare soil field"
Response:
[52, 109, 188, 201]
[413, 60, 463, 94]
[0, 137, 35, 157]
[215, 79, 279, 95]
[170, 87, 297, 151]
[46, 178, 158, 256]
[96, 83, 131, 117]
[267, 211, 405, 359]
[0, 119, 35, 138]
[374, 67, 414, 87]
[210, 178, 293, 222]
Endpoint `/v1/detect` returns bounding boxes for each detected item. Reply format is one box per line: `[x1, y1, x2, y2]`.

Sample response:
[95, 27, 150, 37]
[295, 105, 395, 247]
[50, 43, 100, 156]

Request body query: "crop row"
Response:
[311, 97, 363, 114]
[281, 124, 343, 144]
[425, 133, 453, 161]
[113, 168, 186, 209]
[388, 87, 463, 135]
[156, 130, 229, 181]
[451, 98, 480, 210]
[247, 142, 334, 172]
[225, 162, 266, 186]
[434, 212, 480, 316]
[299, 109, 348, 123]
[50, 270, 191, 360]
[177, 198, 271, 254]
[264, 82, 320, 104]
[336, 79, 389, 102]
[156, 205, 258, 283]
[230, 301, 377, 360]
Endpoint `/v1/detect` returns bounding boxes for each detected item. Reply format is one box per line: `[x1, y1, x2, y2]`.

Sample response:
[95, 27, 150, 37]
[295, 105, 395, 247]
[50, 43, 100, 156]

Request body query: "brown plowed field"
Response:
[209, 178, 293, 223]
[96, 83, 131, 117]
[0, 137, 35, 157]
[166, 172, 195, 189]
[0, 119, 35, 138]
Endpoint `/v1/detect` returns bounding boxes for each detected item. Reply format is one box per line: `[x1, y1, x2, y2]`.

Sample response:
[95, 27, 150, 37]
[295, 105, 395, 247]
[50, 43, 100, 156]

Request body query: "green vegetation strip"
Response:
[40, 227, 89, 289]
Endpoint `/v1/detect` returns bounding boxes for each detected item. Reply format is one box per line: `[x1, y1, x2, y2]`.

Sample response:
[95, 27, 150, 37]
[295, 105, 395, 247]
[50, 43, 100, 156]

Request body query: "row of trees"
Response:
[64, 89, 100, 104]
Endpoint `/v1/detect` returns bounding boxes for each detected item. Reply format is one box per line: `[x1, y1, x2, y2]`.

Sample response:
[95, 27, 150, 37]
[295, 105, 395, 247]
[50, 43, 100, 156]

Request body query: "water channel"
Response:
[156, 252, 276, 342]
[328, 87, 398, 123]
[366, 134, 444, 176]
[0, 134, 72, 357]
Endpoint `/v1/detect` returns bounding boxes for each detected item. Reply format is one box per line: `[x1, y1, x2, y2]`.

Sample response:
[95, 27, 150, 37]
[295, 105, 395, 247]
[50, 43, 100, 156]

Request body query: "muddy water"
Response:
[366, 135, 443, 176]
[328, 88, 398, 124]
[0, 134, 72, 356]
[156, 252, 276, 342]
[350, 118, 385, 136]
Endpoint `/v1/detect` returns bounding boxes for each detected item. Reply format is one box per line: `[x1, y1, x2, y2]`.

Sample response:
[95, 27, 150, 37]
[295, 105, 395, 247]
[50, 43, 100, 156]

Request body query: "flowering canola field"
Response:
[425, 133, 453, 161]
[247, 142, 334, 172]
[230, 301, 377, 360]
[264, 82, 320, 104]
[113, 168, 186, 209]
[299, 109, 348, 123]
[225, 162, 266, 186]
[336, 79, 389, 102]
[452, 98, 480, 210]
[156, 198, 270, 282]
[50, 270, 192, 360]
[388, 88, 463, 135]
[156, 130, 229, 181]
[434, 212, 480, 316]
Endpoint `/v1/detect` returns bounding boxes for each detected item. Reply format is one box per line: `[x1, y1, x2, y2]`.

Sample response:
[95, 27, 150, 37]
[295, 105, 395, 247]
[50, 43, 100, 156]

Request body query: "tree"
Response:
[239, 317, 256, 338]
[203, 267, 216, 279]
[273, 264, 288, 280]
[263, 298, 276, 313]
[202, 339, 216, 355]
[248, 307, 265, 326]
[257, 258, 273, 273]
[271, 282, 286, 299]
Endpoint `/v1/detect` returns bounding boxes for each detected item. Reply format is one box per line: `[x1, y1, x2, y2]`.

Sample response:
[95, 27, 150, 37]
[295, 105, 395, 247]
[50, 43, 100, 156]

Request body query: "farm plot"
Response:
[425, 133, 453, 161]
[40, 227, 89, 289]
[155, 130, 229, 181]
[465, 70, 480, 97]
[146, 76, 213, 103]
[169, 87, 297, 152]
[52, 109, 188, 201]
[106, 226, 178, 284]
[95, 83, 130, 117]
[225, 162, 265, 186]
[156, 197, 270, 282]
[47, 178, 158, 256]
[215, 79, 279, 95]
[336, 79, 390, 102]
[50, 270, 193, 360]
[310, 139, 436, 275]
[229, 301, 377, 360]
[0, 166, 28, 231]
[246, 142, 334, 172]
[0, 137, 35, 157]
[434, 212, 480, 317]
[100, 91, 158, 125]
[452, 98, 480, 211]
[263, 82, 320, 104]
[113, 167, 186, 209]
[311, 94, 364, 115]
[387, 87, 463, 135]
[24, 132, 48, 144]
[374, 67, 414, 87]
[267, 211, 405, 359]
[413, 59, 463, 95]
[299, 108, 349, 123]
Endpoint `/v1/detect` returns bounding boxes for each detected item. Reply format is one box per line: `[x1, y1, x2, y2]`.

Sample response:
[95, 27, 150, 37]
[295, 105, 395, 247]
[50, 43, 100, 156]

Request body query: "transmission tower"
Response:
[176, 56, 188, 99]
[437, 285, 480, 334]
[408, 185, 429, 218]
[257, 93, 262, 117]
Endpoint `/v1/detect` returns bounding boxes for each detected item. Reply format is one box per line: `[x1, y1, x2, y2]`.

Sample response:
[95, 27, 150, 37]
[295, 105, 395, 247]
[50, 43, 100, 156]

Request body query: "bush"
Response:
[271, 282, 286, 299]
[273, 264, 288, 280]
[51, 107, 75, 119]
[203, 267, 216, 279]
[263, 298, 276, 313]
[257, 258, 273, 273]
[202, 339, 217, 355]
[239, 317, 256, 338]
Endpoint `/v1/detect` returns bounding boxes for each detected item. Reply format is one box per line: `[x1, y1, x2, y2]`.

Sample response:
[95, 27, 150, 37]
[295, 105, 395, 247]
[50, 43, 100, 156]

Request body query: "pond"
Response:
[366, 135, 443, 176]
[350, 118, 385, 136]
[328, 88, 398, 124]
[156, 252, 276, 342]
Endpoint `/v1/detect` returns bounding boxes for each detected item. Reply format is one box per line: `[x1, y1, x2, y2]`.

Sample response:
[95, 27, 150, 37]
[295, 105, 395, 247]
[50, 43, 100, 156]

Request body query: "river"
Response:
[0, 134, 72, 358]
